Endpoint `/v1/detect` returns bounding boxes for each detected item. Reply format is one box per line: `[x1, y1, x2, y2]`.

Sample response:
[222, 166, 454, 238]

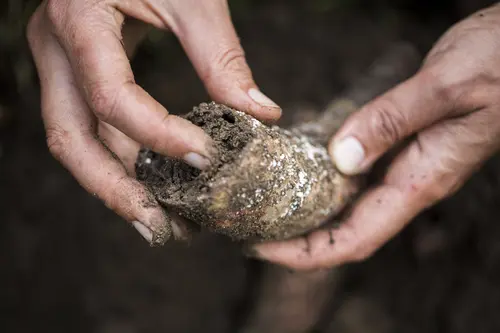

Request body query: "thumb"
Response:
[172, 1, 281, 122]
[328, 71, 452, 175]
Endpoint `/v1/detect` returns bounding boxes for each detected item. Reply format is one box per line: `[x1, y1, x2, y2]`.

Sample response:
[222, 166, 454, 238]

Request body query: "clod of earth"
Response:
[136, 102, 361, 241]
[135, 42, 422, 243]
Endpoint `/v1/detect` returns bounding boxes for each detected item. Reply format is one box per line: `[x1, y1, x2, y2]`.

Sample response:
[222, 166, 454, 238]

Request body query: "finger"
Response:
[328, 70, 458, 176]
[97, 122, 199, 240]
[179, 1, 282, 122]
[28, 11, 172, 245]
[98, 122, 140, 175]
[117, 0, 282, 122]
[253, 108, 500, 270]
[45, 1, 214, 169]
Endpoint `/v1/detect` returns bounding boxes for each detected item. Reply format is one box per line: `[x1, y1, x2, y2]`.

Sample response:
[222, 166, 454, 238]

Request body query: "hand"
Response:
[251, 4, 500, 270]
[27, 0, 281, 245]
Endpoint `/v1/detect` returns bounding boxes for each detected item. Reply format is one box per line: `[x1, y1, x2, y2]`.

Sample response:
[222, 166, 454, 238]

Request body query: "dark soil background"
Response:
[1, 0, 500, 332]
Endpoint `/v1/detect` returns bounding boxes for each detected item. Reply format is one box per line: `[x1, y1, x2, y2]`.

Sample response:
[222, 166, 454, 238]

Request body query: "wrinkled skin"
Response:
[253, 4, 500, 270]
[27, 0, 282, 244]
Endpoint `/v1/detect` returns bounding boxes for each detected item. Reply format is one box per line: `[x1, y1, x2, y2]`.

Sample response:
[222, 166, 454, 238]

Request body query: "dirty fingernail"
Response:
[183, 152, 211, 170]
[331, 136, 365, 175]
[248, 88, 279, 109]
[132, 221, 153, 242]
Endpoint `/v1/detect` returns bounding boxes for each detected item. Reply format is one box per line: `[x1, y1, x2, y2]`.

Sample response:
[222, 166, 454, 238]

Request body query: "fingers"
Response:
[44, 1, 215, 168]
[151, 0, 282, 122]
[28, 10, 172, 245]
[329, 70, 456, 176]
[253, 108, 500, 270]
[98, 122, 140, 175]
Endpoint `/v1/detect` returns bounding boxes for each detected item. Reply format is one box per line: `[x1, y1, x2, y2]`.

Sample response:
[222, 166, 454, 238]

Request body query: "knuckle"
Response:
[367, 100, 407, 147]
[204, 45, 249, 81]
[216, 46, 246, 71]
[45, 125, 70, 161]
[408, 151, 464, 206]
[421, 67, 461, 106]
[45, 0, 67, 32]
[46, 0, 98, 41]
[89, 83, 120, 123]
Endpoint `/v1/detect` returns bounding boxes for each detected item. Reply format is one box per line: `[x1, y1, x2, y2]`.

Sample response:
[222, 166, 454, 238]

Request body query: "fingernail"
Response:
[183, 152, 211, 170]
[132, 221, 153, 243]
[331, 136, 365, 175]
[248, 88, 279, 108]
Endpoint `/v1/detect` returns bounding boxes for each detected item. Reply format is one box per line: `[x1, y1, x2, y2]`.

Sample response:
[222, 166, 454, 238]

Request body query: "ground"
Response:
[1, 1, 500, 332]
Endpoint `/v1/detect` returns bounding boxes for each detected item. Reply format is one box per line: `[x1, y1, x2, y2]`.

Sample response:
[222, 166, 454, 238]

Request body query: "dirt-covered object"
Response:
[136, 102, 359, 241]
[136, 42, 421, 243]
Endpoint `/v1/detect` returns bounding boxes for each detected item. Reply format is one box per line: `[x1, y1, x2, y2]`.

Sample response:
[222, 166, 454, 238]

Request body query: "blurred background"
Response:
[1, 0, 500, 332]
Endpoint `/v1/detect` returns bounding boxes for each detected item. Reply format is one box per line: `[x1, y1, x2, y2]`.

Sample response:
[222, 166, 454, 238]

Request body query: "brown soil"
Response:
[136, 103, 255, 207]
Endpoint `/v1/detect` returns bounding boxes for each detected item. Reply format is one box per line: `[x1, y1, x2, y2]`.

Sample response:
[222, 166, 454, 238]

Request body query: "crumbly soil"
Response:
[136, 103, 255, 208]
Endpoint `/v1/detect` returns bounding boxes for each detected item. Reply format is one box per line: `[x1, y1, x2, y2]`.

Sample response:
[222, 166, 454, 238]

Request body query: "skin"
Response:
[27, 0, 282, 244]
[253, 3, 500, 270]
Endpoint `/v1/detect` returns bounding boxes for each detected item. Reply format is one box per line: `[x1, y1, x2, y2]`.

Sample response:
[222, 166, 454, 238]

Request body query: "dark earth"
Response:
[2, 0, 500, 332]
[135, 103, 256, 215]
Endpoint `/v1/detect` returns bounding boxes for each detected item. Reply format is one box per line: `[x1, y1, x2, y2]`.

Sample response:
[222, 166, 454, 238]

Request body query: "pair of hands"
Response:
[28, 1, 500, 270]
